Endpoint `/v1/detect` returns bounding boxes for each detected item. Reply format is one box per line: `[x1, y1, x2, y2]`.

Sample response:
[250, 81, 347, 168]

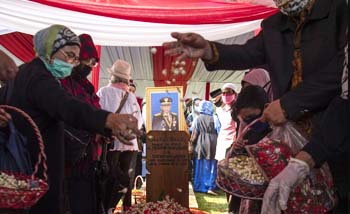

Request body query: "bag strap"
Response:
[237, 117, 262, 140]
[101, 91, 130, 161]
[115, 92, 129, 114]
[226, 117, 263, 161]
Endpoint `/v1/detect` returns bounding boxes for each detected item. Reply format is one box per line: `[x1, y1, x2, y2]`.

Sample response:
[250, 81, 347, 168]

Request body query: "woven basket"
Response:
[245, 139, 292, 180]
[216, 137, 294, 199]
[0, 105, 49, 209]
[131, 175, 146, 204]
[216, 119, 271, 200]
[216, 154, 268, 200]
[246, 139, 336, 213]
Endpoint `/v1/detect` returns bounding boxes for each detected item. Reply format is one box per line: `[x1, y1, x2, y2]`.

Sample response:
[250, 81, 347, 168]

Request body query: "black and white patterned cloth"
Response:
[341, 44, 348, 100]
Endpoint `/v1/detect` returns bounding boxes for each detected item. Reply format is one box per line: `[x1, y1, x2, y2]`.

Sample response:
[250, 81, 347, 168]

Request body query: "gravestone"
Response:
[146, 131, 189, 208]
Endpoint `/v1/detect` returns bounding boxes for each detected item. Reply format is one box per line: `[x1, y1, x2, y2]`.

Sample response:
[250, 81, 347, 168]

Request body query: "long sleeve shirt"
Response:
[97, 83, 143, 151]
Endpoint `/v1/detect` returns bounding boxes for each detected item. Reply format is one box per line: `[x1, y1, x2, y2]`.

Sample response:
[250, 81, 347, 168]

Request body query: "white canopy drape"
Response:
[0, 0, 263, 46]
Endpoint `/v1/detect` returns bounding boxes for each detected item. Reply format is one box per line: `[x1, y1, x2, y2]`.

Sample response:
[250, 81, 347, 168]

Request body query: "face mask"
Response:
[275, 0, 310, 16]
[243, 114, 261, 124]
[44, 59, 73, 79]
[241, 113, 269, 132]
[194, 106, 201, 113]
[243, 121, 271, 145]
[250, 120, 270, 133]
[238, 114, 270, 145]
[72, 64, 92, 80]
[222, 94, 236, 104]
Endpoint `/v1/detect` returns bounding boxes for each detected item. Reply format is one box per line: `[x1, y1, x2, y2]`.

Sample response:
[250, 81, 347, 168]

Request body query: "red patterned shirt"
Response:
[60, 77, 101, 109]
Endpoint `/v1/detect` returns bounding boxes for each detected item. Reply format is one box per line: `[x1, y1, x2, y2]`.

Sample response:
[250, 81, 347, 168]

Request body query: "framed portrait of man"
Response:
[145, 86, 185, 131]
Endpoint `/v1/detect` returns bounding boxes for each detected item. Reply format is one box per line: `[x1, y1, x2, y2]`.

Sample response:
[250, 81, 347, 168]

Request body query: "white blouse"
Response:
[97, 84, 143, 151]
[215, 105, 237, 161]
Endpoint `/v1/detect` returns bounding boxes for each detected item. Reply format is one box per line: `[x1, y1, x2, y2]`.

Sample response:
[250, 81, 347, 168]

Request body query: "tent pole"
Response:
[205, 82, 210, 100]
[92, 45, 101, 92]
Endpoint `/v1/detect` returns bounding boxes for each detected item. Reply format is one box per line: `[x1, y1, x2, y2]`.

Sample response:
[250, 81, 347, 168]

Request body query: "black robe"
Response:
[205, 0, 347, 121]
[6, 58, 110, 214]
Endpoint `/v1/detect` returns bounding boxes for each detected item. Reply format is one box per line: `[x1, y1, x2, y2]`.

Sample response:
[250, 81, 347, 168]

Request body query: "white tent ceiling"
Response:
[0, 0, 272, 98]
[0, 0, 263, 46]
[99, 32, 254, 98]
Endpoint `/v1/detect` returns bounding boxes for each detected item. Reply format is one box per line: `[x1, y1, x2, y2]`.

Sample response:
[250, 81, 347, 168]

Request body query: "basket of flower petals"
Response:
[216, 153, 269, 200]
[0, 105, 49, 209]
[114, 196, 209, 214]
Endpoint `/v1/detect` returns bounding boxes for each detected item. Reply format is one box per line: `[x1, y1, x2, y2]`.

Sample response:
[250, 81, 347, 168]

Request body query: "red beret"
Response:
[78, 34, 99, 62]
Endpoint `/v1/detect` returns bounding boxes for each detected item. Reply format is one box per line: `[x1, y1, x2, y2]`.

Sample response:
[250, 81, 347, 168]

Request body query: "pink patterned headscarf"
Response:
[242, 68, 273, 101]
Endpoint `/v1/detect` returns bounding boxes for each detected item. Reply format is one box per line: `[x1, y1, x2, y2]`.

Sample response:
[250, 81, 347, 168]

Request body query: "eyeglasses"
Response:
[222, 91, 235, 95]
[59, 49, 80, 65]
[81, 58, 98, 68]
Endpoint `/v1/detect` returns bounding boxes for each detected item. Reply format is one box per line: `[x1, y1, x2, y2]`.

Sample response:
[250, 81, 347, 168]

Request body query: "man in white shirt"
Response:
[97, 59, 143, 211]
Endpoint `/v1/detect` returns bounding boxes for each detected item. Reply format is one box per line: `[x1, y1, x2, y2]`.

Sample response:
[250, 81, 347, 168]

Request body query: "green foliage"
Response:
[195, 190, 228, 214]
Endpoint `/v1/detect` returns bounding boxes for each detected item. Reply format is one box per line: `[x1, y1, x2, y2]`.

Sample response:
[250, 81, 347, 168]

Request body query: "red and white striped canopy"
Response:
[0, 0, 277, 98]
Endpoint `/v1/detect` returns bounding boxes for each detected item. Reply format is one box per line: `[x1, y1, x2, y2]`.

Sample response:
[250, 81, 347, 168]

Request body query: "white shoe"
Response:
[118, 187, 128, 194]
[207, 190, 218, 196]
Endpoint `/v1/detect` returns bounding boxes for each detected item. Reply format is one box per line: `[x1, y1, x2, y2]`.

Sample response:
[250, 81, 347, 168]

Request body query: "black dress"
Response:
[7, 58, 110, 214]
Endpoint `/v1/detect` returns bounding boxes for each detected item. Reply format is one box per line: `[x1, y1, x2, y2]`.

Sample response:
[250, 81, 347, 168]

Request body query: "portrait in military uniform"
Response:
[152, 97, 179, 131]
[145, 86, 185, 131]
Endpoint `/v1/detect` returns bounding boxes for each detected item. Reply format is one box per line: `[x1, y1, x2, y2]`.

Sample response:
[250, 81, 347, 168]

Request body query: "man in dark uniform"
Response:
[152, 97, 178, 131]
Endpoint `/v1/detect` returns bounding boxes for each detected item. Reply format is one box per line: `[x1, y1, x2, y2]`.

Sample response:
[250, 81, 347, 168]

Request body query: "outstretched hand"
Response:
[105, 113, 141, 145]
[163, 32, 213, 62]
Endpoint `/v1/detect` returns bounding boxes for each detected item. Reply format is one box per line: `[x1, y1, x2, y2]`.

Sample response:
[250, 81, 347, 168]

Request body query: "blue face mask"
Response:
[44, 58, 74, 79]
[251, 120, 270, 133]
[243, 122, 271, 145]
[243, 114, 260, 124]
[194, 105, 201, 114]
[243, 114, 269, 133]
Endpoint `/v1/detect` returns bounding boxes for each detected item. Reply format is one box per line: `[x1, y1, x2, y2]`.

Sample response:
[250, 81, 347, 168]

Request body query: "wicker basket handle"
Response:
[133, 175, 145, 190]
[225, 117, 263, 162]
[237, 117, 263, 140]
[0, 105, 48, 181]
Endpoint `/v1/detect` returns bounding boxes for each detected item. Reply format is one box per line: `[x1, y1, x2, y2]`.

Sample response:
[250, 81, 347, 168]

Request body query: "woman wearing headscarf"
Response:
[232, 68, 273, 213]
[59, 34, 102, 214]
[189, 100, 220, 195]
[215, 83, 237, 162]
[241, 67, 273, 101]
[186, 97, 202, 132]
[215, 83, 239, 213]
[5, 24, 140, 214]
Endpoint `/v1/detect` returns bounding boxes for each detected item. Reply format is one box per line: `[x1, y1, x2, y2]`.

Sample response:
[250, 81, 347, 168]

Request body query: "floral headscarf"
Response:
[199, 100, 214, 116]
[33, 24, 80, 61]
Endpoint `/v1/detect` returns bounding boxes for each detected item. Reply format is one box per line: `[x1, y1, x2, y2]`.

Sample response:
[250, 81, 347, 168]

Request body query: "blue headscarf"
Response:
[199, 100, 213, 116]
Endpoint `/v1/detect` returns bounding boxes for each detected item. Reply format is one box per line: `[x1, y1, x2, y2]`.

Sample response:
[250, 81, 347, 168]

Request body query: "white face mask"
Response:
[274, 0, 310, 16]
